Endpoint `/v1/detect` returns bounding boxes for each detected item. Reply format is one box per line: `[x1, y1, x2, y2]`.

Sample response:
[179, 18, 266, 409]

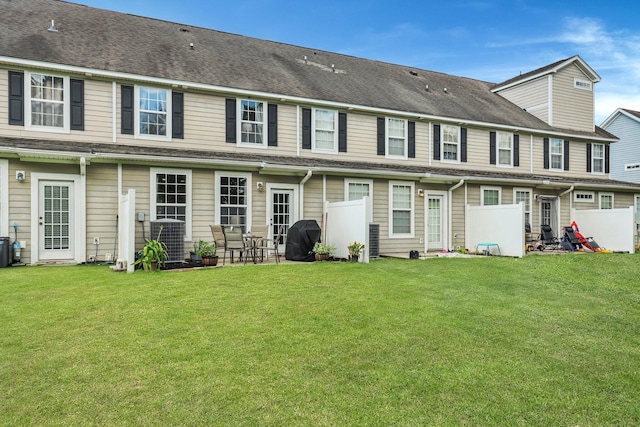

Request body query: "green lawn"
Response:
[1, 255, 639, 426]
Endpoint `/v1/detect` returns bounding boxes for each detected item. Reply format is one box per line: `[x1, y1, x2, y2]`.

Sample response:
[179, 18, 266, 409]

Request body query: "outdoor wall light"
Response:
[16, 171, 25, 183]
[256, 181, 264, 192]
[418, 189, 424, 197]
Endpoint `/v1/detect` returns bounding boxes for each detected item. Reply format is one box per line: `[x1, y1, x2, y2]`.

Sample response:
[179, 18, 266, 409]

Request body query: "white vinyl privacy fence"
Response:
[466, 203, 526, 257]
[324, 197, 371, 262]
[572, 207, 635, 253]
[117, 189, 136, 272]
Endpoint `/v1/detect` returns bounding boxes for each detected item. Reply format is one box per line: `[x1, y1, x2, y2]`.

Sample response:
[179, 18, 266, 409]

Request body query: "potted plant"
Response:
[313, 242, 336, 261]
[195, 240, 218, 266]
[347, 241, 365, 262]
[133, 226, 168, 271]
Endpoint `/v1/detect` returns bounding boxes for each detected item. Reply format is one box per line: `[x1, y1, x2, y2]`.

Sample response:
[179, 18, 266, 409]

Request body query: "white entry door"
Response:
[268, 185, 298, 252]
[39, 180, 74, 260]
[426, 195, 444, 250]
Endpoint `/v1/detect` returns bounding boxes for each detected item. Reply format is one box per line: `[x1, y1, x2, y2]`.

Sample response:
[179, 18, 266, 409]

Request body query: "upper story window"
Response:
[313, 109, 338, 153]
[240, 100, 266, 145]
[574, 78, 592, 91]
[497, 132, 513, 166]
[592, 143, 605, 174]
[138, 87, 169, 138]
[550, 138, 564, 170]
[481, 186, 501, 206]
[29, 73, 66, 130]
[387, 118, 407, 158]
[442, 125, 460, 162]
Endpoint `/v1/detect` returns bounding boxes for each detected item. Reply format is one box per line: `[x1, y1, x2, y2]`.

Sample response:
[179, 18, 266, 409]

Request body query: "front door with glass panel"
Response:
[39, 181, 74, 260]
[427, 195, 444, 250]
[269, 187, 296, 252]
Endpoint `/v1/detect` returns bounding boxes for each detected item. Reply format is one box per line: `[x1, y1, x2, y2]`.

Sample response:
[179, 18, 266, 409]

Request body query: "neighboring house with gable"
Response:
[1, 0, 639, 265]
[601, 109, 640, 185]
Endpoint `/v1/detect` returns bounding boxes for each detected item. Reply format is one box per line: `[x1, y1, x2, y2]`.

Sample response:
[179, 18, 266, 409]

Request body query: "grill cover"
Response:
[285, 220, 321, 262]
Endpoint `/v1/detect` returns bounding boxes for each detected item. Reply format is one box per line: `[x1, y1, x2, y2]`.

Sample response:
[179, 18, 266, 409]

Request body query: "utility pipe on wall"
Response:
[448, 178, 465, 250]
[299, 170, 312, 219]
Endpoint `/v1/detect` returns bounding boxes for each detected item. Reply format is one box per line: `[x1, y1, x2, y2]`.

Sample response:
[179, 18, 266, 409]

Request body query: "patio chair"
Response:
[249, 224, 269, 261]
[539, 224, 561, 250]
[209, 224, 226, 251]
[562, 225, 583, 251]
[254, 224, 286, 264]
[221, 225, 248, 265]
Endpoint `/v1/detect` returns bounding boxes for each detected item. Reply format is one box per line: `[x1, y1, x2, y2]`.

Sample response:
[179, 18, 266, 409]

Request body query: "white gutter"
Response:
[448, 179, 465, 250]
[299, 170, 313, 219]
[0, 56, 614, 143]
[559, 185, 574, 197]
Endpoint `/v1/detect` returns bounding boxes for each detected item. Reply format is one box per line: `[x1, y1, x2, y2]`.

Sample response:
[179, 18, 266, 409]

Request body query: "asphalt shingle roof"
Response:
[1, 0, 598, 135]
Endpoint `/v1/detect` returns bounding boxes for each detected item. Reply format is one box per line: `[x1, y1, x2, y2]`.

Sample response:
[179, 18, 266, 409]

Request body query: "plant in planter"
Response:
[313, 242, 336, 261]
[347, 241, 365, 261]
[195, 240, 218, 266]
[133, 226, 168, 271]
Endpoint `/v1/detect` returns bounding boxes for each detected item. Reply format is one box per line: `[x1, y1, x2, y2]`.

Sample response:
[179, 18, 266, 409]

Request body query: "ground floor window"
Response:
[514, 188, 531, 225]
[151, 168, 191, 240]
[389, 181, 414, 237]
[216, 172, 251, 229]
[345, 179, 372, 202]
[481, 186, 501, 206]
[599, 192, 613, 209]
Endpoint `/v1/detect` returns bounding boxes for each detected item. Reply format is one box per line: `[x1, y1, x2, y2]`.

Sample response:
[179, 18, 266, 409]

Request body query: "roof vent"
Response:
[331, 64, 335, 73]
[409, 70, 418, 76]
[425, 84, 429, 91]
[303, 55, 307, 64]
[443, 87, 448, 93]
[189, 42, 194, 50]
[48, 19, 58, 32]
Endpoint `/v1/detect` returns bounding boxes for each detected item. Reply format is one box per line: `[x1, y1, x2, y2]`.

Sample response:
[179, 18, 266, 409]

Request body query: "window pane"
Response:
[348, 183, 370, 201]
[240, 100, 264, 144]
[219, 175, 248, 227]
[156, 173, 187, 221]
[139, 87, 168, 136]
[484, 190, 499, 205]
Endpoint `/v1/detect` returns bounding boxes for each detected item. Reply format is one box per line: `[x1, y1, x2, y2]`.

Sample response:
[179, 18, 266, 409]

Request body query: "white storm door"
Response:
[268, 185, 298, 253]
[426, 195, 444, 249]
[39, 181, 74, 260]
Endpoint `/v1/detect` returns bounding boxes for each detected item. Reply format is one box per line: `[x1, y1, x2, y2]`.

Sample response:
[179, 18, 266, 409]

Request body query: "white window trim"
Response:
[574, 78, 593, 91]
[440, 124, 461, 164]
[311, 108, 338, 154]
[599, 192, 614, 210]
[549, 138, 564, 171]
[150, 167, 192, 241]
[385, 118, 408, 160]
[513, 188, 532, 224]
[574, 191, 595, 203]
[481, 186, 502, 206]
[497, 131, 514, 168]
[24, 71, 70, 134]
[135, 86, 172, 142]
[591, 143, 605, 174]
[237, 98, 268, 149]
[0, 160, 8, 236]
[214, 171, 253, 231]
[388, 181, 414, 238]
[344, 178, 374, 202]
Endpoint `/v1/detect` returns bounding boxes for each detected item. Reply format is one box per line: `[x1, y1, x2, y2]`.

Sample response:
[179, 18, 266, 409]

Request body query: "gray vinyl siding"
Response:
[495, 75, 550, 124]
[603, 114, 640, 183]
[552, 65, 594, 132]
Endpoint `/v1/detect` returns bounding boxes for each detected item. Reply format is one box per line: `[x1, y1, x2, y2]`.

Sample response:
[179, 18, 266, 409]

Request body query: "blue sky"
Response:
[75, 0, 640, 124]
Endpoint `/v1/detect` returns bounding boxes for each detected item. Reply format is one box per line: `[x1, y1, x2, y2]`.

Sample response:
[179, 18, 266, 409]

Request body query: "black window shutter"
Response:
[121, 85, 134, 135]
[543, 138, 550, 169]
[69, 79, 84, 131]
[8, 71, 24, 126]
[302, 108, 311, 149]
[338, 112, 347, 152]
[172, 91, 184, 139]
[513, 134, 519, 167]
[377, 117, 385, 156]
[564, 140, 570, 171]
[408, 121, 416, 158]
[225, 98, 236, 143]
[605, 144, 610, 173]
[460, 127, 467, 162]
[433, 124, 441, 160]
[268, 103, 278, 147]
[489, 131, 496, 165]
[586, 143, 592, 172]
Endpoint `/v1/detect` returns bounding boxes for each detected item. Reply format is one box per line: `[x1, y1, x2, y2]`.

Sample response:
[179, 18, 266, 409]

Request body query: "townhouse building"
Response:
[1, 0, 638, 264]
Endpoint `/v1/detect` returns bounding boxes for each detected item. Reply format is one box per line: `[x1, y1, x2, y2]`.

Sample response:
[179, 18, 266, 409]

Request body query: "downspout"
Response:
[448, 179, 465, 251]
[299, 170, 312, 219]
[558, 185, 574, 225]
[79, 157, 88, 263]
